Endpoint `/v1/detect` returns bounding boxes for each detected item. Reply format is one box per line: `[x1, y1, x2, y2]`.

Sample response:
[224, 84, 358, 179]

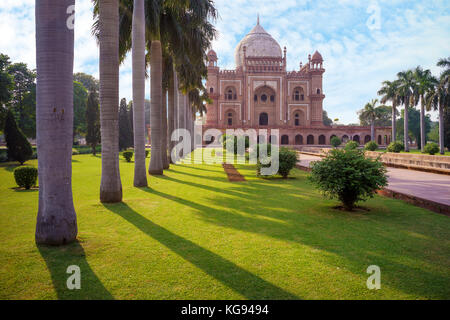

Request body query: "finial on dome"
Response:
[257, 13, 260, 25]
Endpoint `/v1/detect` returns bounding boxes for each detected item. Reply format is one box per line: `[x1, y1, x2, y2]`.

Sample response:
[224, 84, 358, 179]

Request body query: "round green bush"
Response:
[387, 141, 404, 153]
[123, 151, 133, 162]
[330, 136, 341, 148]
[344, 141, 359, 150]
[424, 142, 439, 155]
[257, 147, 297, 178]
[72, 148, 80, 155]
[13, 166, 38, 189]
[364, 141, 378, 151]
[309, 149, 388, 211]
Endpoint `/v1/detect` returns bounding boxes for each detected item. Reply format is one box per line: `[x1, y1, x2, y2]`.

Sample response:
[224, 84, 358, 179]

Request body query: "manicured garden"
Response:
[0, 152, 449, 299]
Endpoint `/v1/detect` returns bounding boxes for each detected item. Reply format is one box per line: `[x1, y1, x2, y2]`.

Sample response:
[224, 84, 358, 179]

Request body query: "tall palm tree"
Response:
[132, 0, 147, 186]
[413, 67, 437, 151]
[427, 59, 450, 154]
[148, 39, 164, 174]
[378, 80, 399, 142]
[360, 99, 380, 141]
[35, 0, 78, 245]
[396, 70, 416, 152]
[97, 0, 123, 202]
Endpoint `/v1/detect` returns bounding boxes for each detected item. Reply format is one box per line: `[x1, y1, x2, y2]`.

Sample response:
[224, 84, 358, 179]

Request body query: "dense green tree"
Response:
[323, 110, 333, 126]
[427, 122, 439, 143]
[359, 104, 391, 127]
[73, 81, 88, 142]
[0, 54, 14, 107]
[86, 91, 101, 155]
[119, 98, 133, 150]
[74, 72, 99, 93]
[4, 109, 32, 164]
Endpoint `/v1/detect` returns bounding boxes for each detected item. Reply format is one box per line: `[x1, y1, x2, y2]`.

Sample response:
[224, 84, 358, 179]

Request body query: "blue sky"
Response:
[0, 0, 449, 123]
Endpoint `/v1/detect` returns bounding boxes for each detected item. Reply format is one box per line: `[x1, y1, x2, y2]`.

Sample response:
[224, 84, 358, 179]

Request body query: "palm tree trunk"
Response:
[149, 40, 163, 175]
[439, 102, 444, 155]
[370, 121, 375, 142]
[99, 0, 122, 202]
[392, 104, 396, 142]
[178, 91, 186, 157]
[168, 74, 175, 163]
[404, 101, 410, 152]
[420, 98, 426, 152]
[132, 0, 147, 187]
[161, 88, 169, 169]
[35, 0, 77, 245]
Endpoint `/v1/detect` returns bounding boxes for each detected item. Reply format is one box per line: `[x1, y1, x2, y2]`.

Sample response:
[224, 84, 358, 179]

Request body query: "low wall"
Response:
[298, 147, 450, 175]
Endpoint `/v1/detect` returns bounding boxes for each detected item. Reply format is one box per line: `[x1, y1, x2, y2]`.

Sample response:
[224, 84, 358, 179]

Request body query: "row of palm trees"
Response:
[378, 59, 449, 153]
[35, 0, 216, 245]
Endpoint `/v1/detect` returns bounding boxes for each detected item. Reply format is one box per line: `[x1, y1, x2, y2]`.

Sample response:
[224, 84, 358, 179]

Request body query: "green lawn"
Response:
[0, 151, 449, 299]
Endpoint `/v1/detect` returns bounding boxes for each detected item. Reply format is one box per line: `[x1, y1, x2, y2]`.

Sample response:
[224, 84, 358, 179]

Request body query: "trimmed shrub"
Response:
[4, 110, 32, 164]
[72, 148, 80, 155]
[309, 149, 388, 211]
[387, 141, 404, 153]
[424, 142, 439, 155]
[344, 141, 359, 150]
[13, 166, 38, 189]
[330, 136, 341, 148]
[123, 151, 133, 162]
[364, 141, 378, 151]
[257, 147, 297, 178]
[145, 150, 149, 158]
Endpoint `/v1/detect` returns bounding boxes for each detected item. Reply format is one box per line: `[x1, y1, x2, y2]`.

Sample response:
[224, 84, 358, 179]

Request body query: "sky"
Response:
[0, 0, 449, 124]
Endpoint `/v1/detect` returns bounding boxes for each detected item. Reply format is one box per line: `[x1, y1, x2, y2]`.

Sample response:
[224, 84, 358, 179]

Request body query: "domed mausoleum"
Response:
[205, 17, 391, 146]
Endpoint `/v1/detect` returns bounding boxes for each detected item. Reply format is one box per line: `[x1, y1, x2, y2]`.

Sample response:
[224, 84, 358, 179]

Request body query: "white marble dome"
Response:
[234, 20, 282, 67]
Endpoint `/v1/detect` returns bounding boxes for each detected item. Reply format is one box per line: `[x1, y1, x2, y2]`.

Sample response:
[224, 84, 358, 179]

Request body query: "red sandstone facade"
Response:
[204, 19, 391, 146]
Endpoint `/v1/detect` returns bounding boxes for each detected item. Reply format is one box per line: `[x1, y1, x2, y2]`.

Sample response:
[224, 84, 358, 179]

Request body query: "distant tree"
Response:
[73, 81, 88, 142]
[128, 100, 134, 144]
[358, 99, 384, 141]
[396, 107, 431, 148]
[85, 91, 101, 155]
[359, 104, 391, 127]
[445, 106, 450, 150]
[7, 62, 36, 136]
[323, 110, 333, 126]
[0, 54, 14, 107]
[427, 122, 439, 143]
[73, 72, 99, 93]
[4, 109, 32, 164]
[119, 98, 133, 150]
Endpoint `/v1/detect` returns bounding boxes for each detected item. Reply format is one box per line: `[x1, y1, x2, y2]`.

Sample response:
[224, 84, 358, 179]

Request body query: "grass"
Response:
[0, 150, 449, 299]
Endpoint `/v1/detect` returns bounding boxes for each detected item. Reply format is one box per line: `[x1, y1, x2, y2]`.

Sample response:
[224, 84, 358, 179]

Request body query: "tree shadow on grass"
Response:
[38, 241, 114, 300]
[103, 201, 299, 300]
[143, 172, 450, 299]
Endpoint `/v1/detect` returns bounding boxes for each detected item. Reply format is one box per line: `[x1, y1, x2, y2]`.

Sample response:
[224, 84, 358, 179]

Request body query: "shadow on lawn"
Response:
[103, 201, 299, 300]
[151, 166, 450, 299]
[38, 241, 113, 300]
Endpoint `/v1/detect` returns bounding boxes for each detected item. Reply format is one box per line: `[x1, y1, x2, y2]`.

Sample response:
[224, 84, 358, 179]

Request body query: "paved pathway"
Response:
[298, 154, 450, 206]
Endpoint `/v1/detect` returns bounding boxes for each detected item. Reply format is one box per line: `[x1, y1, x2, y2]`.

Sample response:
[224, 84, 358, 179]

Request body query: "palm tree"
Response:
[396, 70, 416, 152]
[427, 59, 450, 154]
[132, 0, 147, 186]
[360, 99, 380, 141]
[148, 39, 164, 174]
[378, 80, 399, 142]
[97, 0, 123, 202]
[35, 0, 78, 245]
[413, 67, 437, 152]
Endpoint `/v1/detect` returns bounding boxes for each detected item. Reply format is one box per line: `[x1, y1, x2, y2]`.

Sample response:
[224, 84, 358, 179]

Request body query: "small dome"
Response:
[311, 50, 323, 62]
[234, 19, 282, 67]
[207, 49, 217, 61]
